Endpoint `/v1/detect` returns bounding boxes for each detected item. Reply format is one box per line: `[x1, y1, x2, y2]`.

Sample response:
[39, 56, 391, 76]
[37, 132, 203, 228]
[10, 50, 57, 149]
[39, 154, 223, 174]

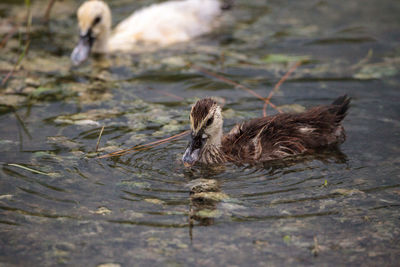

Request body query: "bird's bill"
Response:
[182, 133, 203, 167]
[70, 34, 93, 66]
[182, 145, 200, 167]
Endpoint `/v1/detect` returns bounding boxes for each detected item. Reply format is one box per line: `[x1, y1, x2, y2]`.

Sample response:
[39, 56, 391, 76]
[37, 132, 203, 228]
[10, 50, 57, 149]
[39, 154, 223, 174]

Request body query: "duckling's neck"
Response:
[93, 29, 110, 53]
[200, 144, 225, 164]
[209, 129, 223, 147]
[200, 125, 225, 164]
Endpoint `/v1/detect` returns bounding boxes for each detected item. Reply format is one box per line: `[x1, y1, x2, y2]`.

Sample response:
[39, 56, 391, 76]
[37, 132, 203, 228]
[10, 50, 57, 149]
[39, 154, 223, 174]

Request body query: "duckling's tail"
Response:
[221, 0, 234, 10]
[331, 95, 351, 123]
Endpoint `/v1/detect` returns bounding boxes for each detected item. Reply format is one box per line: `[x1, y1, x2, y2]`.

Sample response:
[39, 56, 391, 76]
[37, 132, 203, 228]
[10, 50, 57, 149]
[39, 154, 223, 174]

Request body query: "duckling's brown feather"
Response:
[191, 98, 217, 130]
[221, 95, 350, 163]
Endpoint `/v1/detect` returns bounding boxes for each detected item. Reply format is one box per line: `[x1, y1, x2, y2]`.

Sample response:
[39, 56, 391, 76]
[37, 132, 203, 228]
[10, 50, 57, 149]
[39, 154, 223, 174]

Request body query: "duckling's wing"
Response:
[109, 0, 222, 50]
[223, 97, 350, 162]
[223, 116, 279, 162]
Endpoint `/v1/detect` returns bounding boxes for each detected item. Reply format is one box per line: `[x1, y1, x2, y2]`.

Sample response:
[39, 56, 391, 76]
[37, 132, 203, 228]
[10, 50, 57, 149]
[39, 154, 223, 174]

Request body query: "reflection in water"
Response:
[186, 149, 347, 242]
[259, 148, 348, 174]
[187, 178, 222, 242]
[188, 178, 221, 225]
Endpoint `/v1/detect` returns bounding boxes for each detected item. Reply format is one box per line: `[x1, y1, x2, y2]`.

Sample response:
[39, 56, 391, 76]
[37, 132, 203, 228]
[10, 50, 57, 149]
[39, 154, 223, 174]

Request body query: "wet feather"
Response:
[183, 96, 351, 166]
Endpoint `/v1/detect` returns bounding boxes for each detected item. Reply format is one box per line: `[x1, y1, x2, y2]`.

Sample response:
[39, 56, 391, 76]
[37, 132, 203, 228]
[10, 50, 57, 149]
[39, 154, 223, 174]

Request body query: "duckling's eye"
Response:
[93, 16, 102, 25]
[206, 117, 214, 127]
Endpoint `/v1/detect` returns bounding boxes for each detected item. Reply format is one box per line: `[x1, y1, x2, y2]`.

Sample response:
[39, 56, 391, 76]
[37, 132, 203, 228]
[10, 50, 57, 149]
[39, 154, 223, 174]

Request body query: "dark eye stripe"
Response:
[93, 16, 102, 26]
[192, 134, 203, 150]
[206, 117, 214, 126]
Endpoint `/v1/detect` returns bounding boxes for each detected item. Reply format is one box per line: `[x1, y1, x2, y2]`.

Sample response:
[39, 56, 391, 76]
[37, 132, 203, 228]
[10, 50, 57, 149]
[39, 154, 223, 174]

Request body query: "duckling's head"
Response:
[71, 0, 112, 65]
[183, 98, 223, 167]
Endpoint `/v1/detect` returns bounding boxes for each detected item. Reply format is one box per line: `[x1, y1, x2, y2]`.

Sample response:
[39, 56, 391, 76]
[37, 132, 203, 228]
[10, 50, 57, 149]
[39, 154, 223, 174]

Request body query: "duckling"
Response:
[182, 96, 351, 166]
[71, 0, 227, 65]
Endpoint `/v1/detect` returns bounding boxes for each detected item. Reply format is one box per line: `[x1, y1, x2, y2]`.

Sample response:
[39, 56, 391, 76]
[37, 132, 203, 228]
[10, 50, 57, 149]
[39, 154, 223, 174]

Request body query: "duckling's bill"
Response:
[71, 32, 94, 66]
[182, 132, 205, 167]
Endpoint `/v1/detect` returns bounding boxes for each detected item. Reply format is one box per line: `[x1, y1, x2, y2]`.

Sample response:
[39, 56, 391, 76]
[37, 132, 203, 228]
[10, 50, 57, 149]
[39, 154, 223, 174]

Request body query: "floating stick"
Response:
[263, 61, 302, 117]
[95, 126, 105, 152]
[97, 130, 190, 158]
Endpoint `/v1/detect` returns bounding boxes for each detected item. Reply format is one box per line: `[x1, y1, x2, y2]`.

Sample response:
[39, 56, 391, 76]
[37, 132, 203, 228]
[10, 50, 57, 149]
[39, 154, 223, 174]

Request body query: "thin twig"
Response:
[192, 65, 281, 113]
[0, 24, 18, 49]
[1, 40, 30, 87]
[95, 126, 105, 152]
[311, 236, 320, 256]
[26, 0, 32, 40]
[97, 130, 190, 158]
[192, 65, 266, 101]
[350, 49, 373, 70]
[7, 163, 52, 176]
[148, 87, 185, 101]
[263, 61, 302, 117]
[13, 109, 32, 139]
[43, 0, 57, 23]
[98, 130, 189, 158]
[2, 0, 31, 87]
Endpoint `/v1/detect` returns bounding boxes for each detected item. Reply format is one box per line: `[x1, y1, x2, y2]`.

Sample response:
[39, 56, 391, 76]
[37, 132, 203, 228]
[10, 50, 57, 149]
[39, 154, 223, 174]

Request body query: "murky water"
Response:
[1, 0, 399, 265]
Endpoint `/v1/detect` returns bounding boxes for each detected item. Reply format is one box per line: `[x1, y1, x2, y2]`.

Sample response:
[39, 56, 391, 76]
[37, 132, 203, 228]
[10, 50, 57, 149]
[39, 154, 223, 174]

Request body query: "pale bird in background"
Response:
[71, 0, 230, 65]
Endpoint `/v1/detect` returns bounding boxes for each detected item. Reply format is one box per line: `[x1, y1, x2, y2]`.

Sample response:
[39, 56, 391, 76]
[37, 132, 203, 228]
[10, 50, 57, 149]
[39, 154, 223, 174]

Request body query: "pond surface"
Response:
[1, 0, 399, 266]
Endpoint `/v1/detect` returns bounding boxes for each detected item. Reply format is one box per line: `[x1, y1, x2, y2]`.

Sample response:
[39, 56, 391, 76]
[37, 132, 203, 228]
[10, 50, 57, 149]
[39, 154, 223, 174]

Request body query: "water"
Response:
[0, 0, 399, 265]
